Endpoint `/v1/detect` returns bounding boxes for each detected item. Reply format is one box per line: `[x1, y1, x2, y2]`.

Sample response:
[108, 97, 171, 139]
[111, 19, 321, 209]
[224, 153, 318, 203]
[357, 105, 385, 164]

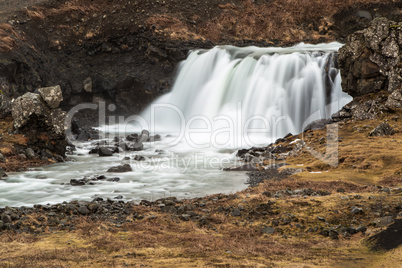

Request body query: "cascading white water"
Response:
[139, 42, 352, 148]
[0, 43, 353, 207]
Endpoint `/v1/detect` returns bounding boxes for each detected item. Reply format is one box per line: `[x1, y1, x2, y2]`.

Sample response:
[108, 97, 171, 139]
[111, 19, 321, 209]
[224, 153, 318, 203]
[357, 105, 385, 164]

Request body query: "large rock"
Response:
[11, 91, 67, 156]
[339, 18, 402, 97]
[37, 85, 63, 109]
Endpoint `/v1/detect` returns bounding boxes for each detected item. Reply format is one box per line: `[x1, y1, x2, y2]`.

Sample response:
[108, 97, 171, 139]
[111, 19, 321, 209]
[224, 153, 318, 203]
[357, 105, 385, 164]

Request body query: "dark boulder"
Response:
[0, 167, 7, 178]
[138, 129, 150, 143]
[131, 142, 144, 151]
[339, 18, 402, 97]
[11, 91, 67, 156]
[107, 164, 133, 173]
[98, 147, 114, 157]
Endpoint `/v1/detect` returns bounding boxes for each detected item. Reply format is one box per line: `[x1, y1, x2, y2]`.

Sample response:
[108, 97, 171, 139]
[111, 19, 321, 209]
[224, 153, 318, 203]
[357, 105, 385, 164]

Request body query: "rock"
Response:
[351, 206, 363, 215]
[369, 122, 395, 136]
[223, 163, 258, 172]
[116, 142, 129, 151]
[372, 216, 394, 227]
[1, 214, 12, 224]
[106, 177, 120, 182]
[26, 148, 35, 159]
[339, 18, 402, 97]
[0, 93, 11, 117]
[131, 142, 144, 151]
[231, 208, 241, 216]
[78, 206, 90, 215]
[138, 130, 149, 143]
[133, 155, 145, 161]
[126, 134, 138, 142]
[83, 77, 93, 93]
[357, 10, 372, 21]
[304, 119, 333, 131]
[107, 164, 132, 173]
[12, 93, 47, 129]
[0, 153, 5, 162]
[279, 168, 303, 176]
[37, 85, 63, 108]
[11, 92, 67, 156]
[0, 167, 7, 178]
[356, 225, 367, 233]
[180, 214, 191, 221]
[261, 227, 276, 234]
[98, 147, 114, 157]
[70, 179, 86, 186]
[329, 229, 339, 240]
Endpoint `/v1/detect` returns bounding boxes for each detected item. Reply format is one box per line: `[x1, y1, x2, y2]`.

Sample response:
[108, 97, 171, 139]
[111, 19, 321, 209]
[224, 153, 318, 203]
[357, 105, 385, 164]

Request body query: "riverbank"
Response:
[1, 108, 401, 266]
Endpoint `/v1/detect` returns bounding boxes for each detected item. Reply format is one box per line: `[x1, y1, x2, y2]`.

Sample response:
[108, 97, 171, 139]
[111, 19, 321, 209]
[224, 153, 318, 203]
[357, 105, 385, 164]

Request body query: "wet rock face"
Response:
[11, 87, 67, 156]
[338, 18, 402, 98]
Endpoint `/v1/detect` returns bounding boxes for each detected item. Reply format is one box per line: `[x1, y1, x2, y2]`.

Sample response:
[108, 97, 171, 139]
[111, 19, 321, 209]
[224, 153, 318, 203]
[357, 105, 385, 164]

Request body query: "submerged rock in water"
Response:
[107, 164, 133, 173]
[98, 147, 114, 157]
[0, 93, 11, 117]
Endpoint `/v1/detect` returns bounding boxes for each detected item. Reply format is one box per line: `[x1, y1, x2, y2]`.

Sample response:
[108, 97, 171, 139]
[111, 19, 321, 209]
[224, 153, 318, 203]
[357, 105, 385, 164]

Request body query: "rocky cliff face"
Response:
[339, 18, 402, 98]
[335, 18, 402, 121]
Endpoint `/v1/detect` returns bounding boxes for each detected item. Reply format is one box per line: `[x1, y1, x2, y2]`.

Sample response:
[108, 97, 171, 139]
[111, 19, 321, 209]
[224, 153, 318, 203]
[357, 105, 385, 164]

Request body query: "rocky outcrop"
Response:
[338, 18, 402, 98]
[369, 122, 395, 136]
[11, 86, 67, 156]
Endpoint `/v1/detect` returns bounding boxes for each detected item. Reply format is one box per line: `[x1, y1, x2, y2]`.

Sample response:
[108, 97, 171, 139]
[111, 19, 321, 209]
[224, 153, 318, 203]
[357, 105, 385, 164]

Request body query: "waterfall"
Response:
[0, 43, 354, 207]
[134, 43, 352, 148]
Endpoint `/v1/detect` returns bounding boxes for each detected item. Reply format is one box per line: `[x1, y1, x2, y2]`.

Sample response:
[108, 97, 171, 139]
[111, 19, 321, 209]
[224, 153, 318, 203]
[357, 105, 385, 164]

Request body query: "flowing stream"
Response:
[0, 42, 352, 207]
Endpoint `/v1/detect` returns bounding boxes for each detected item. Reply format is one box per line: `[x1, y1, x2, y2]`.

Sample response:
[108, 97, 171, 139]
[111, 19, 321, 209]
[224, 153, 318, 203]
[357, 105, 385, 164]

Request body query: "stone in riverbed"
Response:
[98, 147, 114, 157]
[138, 129, 150, 143]
[11, 91, 67, 156]
[107, 164, 132, 173]
[131, 142, 143, 151]
[261, 227, 276, 235]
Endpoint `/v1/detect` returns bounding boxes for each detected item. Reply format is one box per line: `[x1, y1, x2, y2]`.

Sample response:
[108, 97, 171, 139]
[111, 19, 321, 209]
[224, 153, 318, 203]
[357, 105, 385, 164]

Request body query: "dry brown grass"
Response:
[146, 15, 205, 41]
[0, 24, 23, 52]
[26, 0, 98, 20]
[198, 0, 396, 43]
